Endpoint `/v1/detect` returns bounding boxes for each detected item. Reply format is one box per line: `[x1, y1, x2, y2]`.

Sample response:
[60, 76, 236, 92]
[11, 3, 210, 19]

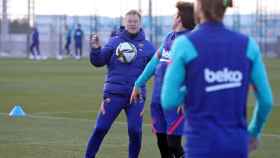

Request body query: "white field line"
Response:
[33, 110, 100, 115]
[0, 112, 151, 127]
[1, 112, 280, 138]
[3, 141, 127, 148]
[263, 134, 280, 139]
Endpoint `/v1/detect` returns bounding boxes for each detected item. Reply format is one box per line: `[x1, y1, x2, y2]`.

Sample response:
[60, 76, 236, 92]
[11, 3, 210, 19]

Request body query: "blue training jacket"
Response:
[134, 30, 189, 103]
[162, 21, 273, 158]
[32, 29, 39, 45]
[90, 29, 156, 97]
[152, 30, 189, 103]
[74, 28, 84, 45]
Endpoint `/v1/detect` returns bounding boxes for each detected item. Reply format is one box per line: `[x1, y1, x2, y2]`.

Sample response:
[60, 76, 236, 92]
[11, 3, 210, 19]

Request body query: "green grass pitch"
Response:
[0, 58, 279, 158]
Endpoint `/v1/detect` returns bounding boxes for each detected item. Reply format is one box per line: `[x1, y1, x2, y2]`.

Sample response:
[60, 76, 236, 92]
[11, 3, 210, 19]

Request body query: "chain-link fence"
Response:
[0, 0, 280, 58]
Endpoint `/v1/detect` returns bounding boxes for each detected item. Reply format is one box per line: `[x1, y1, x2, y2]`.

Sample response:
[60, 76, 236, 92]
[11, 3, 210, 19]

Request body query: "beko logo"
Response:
[160, 49, 171, 62]
[204, 68, 243, 92]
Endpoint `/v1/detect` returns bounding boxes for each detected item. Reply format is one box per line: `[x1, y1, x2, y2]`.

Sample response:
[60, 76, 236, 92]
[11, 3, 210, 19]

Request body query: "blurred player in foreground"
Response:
[161, 0, 273, 158]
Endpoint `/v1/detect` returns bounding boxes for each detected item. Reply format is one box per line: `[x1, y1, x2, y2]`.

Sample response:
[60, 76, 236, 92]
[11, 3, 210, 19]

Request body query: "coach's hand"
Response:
[90, 33, 101, 48]
[249, 136, 259, 153]
[130, 86, 141, 104]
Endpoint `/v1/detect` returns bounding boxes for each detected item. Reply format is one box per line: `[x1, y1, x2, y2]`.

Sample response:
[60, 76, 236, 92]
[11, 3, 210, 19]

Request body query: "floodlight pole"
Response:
[256, 0, 266, 55]
[94, 14, 98, 33]
[1, 0, 9, 53]
[27, 0, 31, 56]
[119, 0, 123, 26]
[93, 0, 98, 33]
[58, 15, 63, 56]
[27, 0, 30, 26]
[90, 15, 93, 34]
[232, 1, 240, 32]
[26, 0, 35, 55]
[32, 0, 35, 26]
[138, 0, 142, 13]
[148, 0, 153, 42]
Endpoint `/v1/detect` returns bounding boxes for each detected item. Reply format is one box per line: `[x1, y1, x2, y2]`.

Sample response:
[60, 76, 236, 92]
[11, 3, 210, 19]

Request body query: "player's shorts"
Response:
[150, 102, 184, 135]
[184, 122, 248, 158]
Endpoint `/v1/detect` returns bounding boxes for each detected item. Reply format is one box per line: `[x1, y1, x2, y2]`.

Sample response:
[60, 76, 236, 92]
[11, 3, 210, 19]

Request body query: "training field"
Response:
[0, 58, 279, 158]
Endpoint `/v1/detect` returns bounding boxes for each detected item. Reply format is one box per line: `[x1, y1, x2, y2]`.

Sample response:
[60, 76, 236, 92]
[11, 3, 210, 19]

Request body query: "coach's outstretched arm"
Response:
[161, 37, 197, 109]
[89, 34, 115, 67]
[247, 37, 273, 140]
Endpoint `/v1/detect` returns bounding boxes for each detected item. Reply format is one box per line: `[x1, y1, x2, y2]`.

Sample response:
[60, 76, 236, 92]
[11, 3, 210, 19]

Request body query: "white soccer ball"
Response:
[116, 42, 137, 63]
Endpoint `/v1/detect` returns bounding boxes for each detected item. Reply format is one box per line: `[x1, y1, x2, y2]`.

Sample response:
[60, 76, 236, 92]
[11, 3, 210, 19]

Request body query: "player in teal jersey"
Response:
[130, 2, 195, 157]
[161, 0, 273, 158]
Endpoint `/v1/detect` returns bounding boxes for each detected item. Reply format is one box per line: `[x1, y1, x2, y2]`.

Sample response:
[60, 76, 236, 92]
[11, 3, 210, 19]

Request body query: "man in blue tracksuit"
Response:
[130, 2, 195, 158]
[30, 27, 41, 60]
[85, 10, 155, 158]
[161, 0, 273, 158]
[74, 24, 84, 59]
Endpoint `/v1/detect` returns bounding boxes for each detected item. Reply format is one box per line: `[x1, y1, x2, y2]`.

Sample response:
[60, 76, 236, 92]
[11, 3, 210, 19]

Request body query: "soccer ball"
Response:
[116, 42, 137, 63]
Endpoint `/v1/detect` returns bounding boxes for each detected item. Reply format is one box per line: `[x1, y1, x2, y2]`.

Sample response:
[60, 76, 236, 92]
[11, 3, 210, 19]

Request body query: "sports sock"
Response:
[168, 135, 184, 158]
[156, 133, 173, 158]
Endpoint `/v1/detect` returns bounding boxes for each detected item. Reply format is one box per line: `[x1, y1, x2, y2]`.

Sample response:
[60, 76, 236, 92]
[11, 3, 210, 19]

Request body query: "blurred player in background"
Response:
[64, 24, 72, 57]
[161, 0, 273, 158]
[29, 26, 41, 60]
[74, 23, 84, 60]
[110, 25, 125, 38]
[130, 1, 195, 158]
[56, 24, 72, 60]
[84, 10, 156, 158]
